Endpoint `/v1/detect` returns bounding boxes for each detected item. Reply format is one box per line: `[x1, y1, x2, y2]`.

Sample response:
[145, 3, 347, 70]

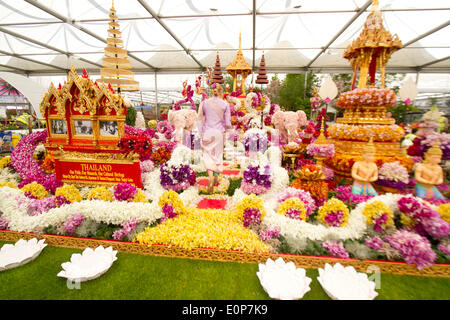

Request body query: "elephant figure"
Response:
[272, 110, 307, 145]
[168, 109, 198, 144]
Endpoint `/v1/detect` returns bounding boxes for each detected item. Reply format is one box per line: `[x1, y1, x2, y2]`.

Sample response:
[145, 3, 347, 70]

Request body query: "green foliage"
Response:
[223, 75, 234, 92]
[227, 178, 242, 197]
[43, 225, 58, 235]
[278, 73, 319, 114]
[95, 223, 120, 240]
[125, 106, 137, 126]
[388, 102, 418, 125]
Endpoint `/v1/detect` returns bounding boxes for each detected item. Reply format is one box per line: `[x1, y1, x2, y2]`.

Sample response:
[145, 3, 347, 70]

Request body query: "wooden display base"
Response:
[0, 230, 448, 278]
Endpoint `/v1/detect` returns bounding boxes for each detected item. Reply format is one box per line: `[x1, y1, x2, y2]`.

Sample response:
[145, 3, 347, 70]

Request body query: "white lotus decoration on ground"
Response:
[0, 238, 47, 271]
[57, 246, 117, 282]
[257, 257, 312, 300]
[317, 263, 378, 300]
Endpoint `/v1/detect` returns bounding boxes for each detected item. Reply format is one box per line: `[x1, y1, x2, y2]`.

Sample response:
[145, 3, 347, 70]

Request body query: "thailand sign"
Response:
[55, 159, 142, 188]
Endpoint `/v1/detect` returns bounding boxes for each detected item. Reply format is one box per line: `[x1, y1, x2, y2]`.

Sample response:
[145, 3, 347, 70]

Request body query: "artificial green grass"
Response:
[0, 241, 449, 300]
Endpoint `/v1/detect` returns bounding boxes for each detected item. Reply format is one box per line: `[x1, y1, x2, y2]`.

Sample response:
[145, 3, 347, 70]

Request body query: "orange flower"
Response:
[41, 152, 56, 173]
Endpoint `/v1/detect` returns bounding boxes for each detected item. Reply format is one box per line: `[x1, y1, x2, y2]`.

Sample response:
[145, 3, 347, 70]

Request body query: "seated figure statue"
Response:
[415, 141, 445, 199]
[351, 137, 378, 196]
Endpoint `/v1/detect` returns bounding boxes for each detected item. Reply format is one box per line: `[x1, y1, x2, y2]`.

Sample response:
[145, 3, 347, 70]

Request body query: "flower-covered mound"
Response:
[337, 88, 396, 108]
[257, 258, 312, 300]
[134, 208, 271, 252]
[57, 246, 118, 282]
[0, 238, 47, 271]
[317, 263, 378, 300]
[328, 124, 405, 142]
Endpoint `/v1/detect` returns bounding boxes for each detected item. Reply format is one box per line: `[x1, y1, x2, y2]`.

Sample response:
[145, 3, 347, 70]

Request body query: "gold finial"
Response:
[425, 140, 443, 157]
[314, 117, 328, 145]
[372, 0, 379, 12]
[239, 31, 242, 51]
[362, 136, 376, 154]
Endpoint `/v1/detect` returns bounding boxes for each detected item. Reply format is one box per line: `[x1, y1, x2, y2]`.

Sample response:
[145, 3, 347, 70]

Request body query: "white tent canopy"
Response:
[0, 0, 447, 75]
[0, 71, 46, 118]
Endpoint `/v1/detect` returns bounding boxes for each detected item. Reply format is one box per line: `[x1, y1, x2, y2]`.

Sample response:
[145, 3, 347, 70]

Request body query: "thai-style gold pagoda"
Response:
[97, 1, 139, 92]
[344, 0, 402, 89]
[226, 33, 252, 95]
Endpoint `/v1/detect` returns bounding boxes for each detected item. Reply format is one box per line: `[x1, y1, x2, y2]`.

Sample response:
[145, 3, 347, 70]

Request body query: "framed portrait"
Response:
[99, 120, 118, 137]
[74, 120, 93, 136]
[50, 119, 67, 135]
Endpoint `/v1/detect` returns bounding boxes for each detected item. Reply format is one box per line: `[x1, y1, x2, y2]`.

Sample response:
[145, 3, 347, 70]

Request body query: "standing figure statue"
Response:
[351, 137, 378, 196]
[415, 141, 445, 199]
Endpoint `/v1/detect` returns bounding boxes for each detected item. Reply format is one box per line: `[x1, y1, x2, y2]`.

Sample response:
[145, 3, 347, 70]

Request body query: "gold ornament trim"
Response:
[0, 231, 448, 278]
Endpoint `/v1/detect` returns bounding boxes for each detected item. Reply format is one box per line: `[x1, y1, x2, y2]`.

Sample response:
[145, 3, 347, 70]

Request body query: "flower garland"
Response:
[362, 201, 394, 232]
[160, 163, 196, 192]
[327, 124, 405, 142]
[55, 184, 82, 203]
[277, 198, 307, 221]
[317, 198, 350, 227]
[21, 182, 48, 200]
[0, 187, 162, 232]
[336, 88, 396, 108]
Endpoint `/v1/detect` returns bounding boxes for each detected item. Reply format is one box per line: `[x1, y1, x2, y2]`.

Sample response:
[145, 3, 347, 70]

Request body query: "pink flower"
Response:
[322, 240, 349, 259]
[243, 208, 262, 227]
[112, 218, 138, 240]
[114, 183, 137, 201]
[63, 213, 85, 234]
[365, 236, 384, 251]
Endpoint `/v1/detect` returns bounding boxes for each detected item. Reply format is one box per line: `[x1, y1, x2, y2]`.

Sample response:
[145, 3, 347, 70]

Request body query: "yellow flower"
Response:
[55, 184, 82, 203]
[234, 194, 266, 222]
[0, 181, 17, 189]
[87, 186, 113, 201]
[362, 201, 394, 229]
[21, 182, 48, 199]
[134, 208, 271, 252]
[400, 213, 416, 227]
[0, 156, 10, 169]
[317, 198, 349, 227]
[277, 198, 308, 221]
[133, 189, 148, 203]
[158, 190, 186, 215]
[438, 204, 450, 223]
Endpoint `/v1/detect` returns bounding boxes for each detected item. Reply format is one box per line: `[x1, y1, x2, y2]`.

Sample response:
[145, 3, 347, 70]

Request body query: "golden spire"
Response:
[362, 136, 376, 154]
[98, 0, 139, 92]
[226, 32, 252, 94]
[314, 117, 328, 145]
[372, 0, 379, 11]
[425, 140, 443, 157]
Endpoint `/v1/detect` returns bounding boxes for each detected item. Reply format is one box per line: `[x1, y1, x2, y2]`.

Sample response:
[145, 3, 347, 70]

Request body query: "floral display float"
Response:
[326, 0, 411, 177]
[414, 141, 445, 200]
[351, 137, 378, 196]
[37, 67, 143, 188]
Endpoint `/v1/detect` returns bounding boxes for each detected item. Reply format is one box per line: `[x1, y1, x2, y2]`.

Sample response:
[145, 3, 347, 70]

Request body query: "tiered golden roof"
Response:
[98, 1, 139, 92]
[226, 32, 252, 95]
[343, 0, 402, 89]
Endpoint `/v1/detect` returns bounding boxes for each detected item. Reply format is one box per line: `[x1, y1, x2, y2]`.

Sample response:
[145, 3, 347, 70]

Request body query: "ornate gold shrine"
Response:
[327, 0, 406, 173]
[226, 32, 252, 96]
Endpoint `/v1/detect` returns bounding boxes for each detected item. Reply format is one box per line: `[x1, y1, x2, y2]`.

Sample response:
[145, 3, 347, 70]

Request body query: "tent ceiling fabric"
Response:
[0, 0, 448, 75]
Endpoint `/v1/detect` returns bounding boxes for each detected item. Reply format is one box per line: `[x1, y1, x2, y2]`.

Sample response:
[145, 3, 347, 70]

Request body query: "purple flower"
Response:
[276, 187, 316, 217]
[0, 217, 9, 230]
[322, 240, 350, 259]
[365, 236, 384, 251]
[160, 163, 196, 192]
[285, 208, 303, 220]
[243, 132, 268, 153]
[335, 185, 374, 205]
[324, 210, 345, 227]
[243, 208, 262, 227]
[160, 204, 177, 223]
[259, 226, 280, 241]
[63, 213, 85, 234]
[242, 164, 272, 189]
[27, 196, 59, 216]
[437, 242, 450, 256]
[385, 230, 437, 269]
[114, 183, 137, 201]
[112, 218, 138, 240]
